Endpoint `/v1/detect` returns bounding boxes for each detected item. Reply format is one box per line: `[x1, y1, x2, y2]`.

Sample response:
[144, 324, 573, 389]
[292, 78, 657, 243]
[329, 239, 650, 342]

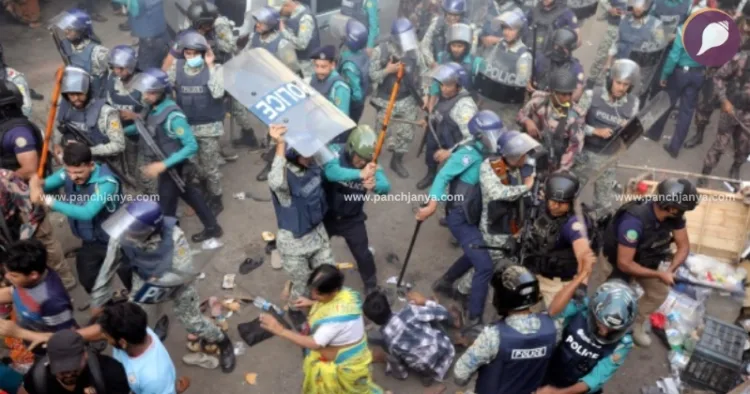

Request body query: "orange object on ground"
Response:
[2, 0, 41, 27]
[4, 311, 34, 367]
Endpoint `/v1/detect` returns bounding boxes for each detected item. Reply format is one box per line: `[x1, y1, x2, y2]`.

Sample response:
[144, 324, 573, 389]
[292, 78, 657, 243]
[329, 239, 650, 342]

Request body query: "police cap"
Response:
[310, 45, 337, 62]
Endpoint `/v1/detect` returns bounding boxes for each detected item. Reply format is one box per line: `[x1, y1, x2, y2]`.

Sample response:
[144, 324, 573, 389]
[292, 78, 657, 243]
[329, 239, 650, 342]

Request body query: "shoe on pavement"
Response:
[633, 322, 652, 347]
[182, 352, 219, 369]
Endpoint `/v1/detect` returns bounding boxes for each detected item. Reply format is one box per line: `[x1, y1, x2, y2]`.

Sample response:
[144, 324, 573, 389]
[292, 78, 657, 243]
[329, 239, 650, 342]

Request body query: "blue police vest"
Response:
[547, 311, 620, 390]
[323, 146, 366, 219]
[271, 165, 328, 238]
[63, 164, 120, 244]
[128, 0, 167, 39]
[59, 99, 110, 145]
[536, 55, 583, 92]
[341, 0, 369, 27]
[174, 61, 225, 125]
[475, 314, 558, 394]
[527, 4, 568, 50]
[251, 31, 283, 54]
[106, 75, 143, 129]
[142, 103, 184, 160]
[121, 217, 177, 280]
[61, 40, 106, 97]
[584, 87, 636, 154]
[606, 0, 627, 25]
[309, 72, 348, 111]
[338, 51, 371, 102]
[652, 0, 690, 37]
[285, 8, 321, 60]
[433, 90, 470, 149]
[615, 16, 658, 60]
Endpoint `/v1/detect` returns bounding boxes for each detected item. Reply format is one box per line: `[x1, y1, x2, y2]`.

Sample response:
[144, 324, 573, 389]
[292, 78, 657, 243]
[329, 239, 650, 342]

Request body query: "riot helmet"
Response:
[187, 1, 219, 30]
[491, 265, 540, 315]
[252, 6, 281, 33]
[53, 9, 95, 44]
[346, 125, 378, 162]
[447, 23, 472, 58]
[179, 30, 210, 53]
[108, 45, 138, 74]
[468, 110, 504, 153]
[628, 0, 652, 16]
[545, 171, 580, 203]
[655, 178, 699, 212]
[545, 28, 577, 62]
[128, 68, 171, 104]
[60, 66, 91, 95]
[431, 63, 462, 87]
[548, 68, 578, 93]
[0, 81, 23, 113]
[344, 19, 368, 52]
[390, 18, 419, 53]
[608, 59, 640, 95]
[102, 201, 164, 245]
[495, 10, 527, 31]
[442, 0, 467, 15]
[588, 280, 638, 344]
[496, 130, 541, 164]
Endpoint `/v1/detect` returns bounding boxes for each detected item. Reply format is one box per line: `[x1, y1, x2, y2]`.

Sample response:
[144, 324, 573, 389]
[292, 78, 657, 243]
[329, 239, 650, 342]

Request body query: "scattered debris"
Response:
[336, 262, 354, 270]
[271, 249, 282, 270]
[261, 231, 276, 242]
[182, 353, 219, 369]
[244, 373, 257, 385]
[233, 191, 271, 202]
[197, 272, 206, 280]
[239, 257, 264, 275]
[202, 238, 224, 250]
[222, 274, 236, 289]
[223, 299, 242, 312]
[385, 252, 400, 265]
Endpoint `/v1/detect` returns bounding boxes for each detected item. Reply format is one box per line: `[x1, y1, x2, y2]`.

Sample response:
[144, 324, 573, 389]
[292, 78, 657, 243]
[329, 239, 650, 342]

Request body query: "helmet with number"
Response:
[548, 68, 578, 93]
[55, 8, 95, 39]
[390, 18, 419, 53]
[0, 80, 23, 110]
[546, 28, 577, 62]
[545, 171, 580, 203]
[442, 0, 467, 15]
[108, 45, 138, 73]
[102, 201, 164, 244]
[344, 19, 369, 52]
[608, 59, 640, 93]
[495, 10, 527, 31]
[496, 130, 541, 162]
[656, 178, 699, 212]
[492, 265, 540, 315]
[129, 68, 171, 94]
[252, 6, 280, 32]
[179, 30, 210, 52]
[469, 110, 504, 153]
[346, 125, 377, 161]
[588, 280, 638, 344]
[187, 1, 219, 28]
[447, 23, 473, 46]
[60, 66, 91, 95]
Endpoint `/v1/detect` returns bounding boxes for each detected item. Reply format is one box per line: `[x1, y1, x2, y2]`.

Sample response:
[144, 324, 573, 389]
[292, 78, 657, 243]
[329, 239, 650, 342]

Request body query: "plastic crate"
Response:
[682, 316, 747, 393]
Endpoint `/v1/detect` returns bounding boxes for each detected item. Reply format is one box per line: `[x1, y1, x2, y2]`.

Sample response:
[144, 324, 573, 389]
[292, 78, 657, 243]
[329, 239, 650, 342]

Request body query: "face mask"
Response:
[186, 56, 204, 68]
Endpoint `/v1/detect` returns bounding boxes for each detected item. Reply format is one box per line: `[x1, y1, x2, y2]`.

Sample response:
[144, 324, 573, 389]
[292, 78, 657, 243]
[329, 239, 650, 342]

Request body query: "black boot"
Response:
[432, 277, 457, 300]
[191, 225, 223, 243]
[461, 316, 484, 340]
[256, 160, 272, 181]
[217, 334, 236, 373]
[684, 125, 706, 149]
[29, 89, 44, 101]
[730, 162, 742, 181]
[153, 315, 170, 342]
[416, 167, 437, 190]
[439, 217, 448, 227]
[389, 153, 409, 178]
[233, 129, 260, 149]
[209, 195, 224, 216]
[696, 165, 712, 188]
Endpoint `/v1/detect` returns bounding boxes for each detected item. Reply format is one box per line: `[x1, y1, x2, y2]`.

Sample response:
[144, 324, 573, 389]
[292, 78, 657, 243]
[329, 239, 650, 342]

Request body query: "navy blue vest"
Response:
[584, 87, 636, 154]
[285, 8, 321, 60]
[341, 0, 369, 27]
[121, 217, 177, 280]
[174, 61, 225, 125]
[63, 164, 120, 243]
[652, 0, 690, 37]
[106, 75, 143, 129]
[250, 32, 283, 54]
[309, 72, 348, 112]
[323, 147, 366, 219]
[128, 0, 167, 39]
[142, 103, 183, 160]
[375, 45, 417, 101]
[338, 51, 371, 102]
[59, 99, 110, 146]
[434, 90, 470, 149]
[271, 165, 328, 238]
[615, 16, 658, 59]
[475, 314, 557, 394]
[61, 40, 106, 97]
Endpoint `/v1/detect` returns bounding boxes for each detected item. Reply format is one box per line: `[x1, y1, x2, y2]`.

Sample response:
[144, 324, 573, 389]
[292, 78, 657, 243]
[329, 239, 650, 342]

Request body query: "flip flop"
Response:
[239, 257, 263, 275]
[176, 376, 191, 393]
[182, 353, 219, 369]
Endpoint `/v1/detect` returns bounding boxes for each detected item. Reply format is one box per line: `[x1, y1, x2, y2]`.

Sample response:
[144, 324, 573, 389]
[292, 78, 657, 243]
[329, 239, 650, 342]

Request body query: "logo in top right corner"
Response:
[683, 9, 741, 67]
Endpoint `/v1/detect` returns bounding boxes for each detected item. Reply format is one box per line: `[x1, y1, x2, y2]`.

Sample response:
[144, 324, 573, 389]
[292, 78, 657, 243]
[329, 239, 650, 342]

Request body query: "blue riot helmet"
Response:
[608, 59, 640, 94]
[492, 265, 540, 315]
[187, 0, 219, 29]
[628, 0, 653, 15]
[588, 280, 638, 344]
[53, 9, 95, 43]
[60, 66, 91, 96]
[469, 110, 504, 153]
[496, 130, 541, 164]
[443, 0, 467, 15]
[128, 68, 171, 100]
[108, 45, 138, 74]
[494, 9, 527, 32]
[344, 19, 369, 52]
[431, 63, 461, 86]
[102, 201, 164, 244]
[179, 30, 210, 53]
[545, 171, 580, 203]
[252, 6, 281, 33]
[390, 18, 419, 53]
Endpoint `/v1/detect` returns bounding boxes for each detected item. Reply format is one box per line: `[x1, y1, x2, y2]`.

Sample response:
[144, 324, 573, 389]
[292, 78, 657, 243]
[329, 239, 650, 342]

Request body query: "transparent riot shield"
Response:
[475, 44, 527, 104]
[223, 48, 356, 157]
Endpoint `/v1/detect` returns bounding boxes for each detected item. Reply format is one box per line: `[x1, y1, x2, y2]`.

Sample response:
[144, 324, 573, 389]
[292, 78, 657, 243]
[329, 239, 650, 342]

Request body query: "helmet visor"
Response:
[480, 128, 502, 153]
[393, 28, 418, 53]
[102, 207, 157, 244]
[128, 72, 166, 93]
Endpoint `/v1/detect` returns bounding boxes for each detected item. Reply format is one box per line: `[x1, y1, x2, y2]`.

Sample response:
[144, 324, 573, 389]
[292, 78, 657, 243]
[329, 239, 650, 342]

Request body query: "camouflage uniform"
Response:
[4, 67, 32, 117]
[90, 224, 225, 342]
[280, 5, 317, 79]
[53, 103, 126, 157]
[421, 16, 481, 64]
[167, 62, 225, 197]
[398, 0, 440, 39]
[268, 154, 335, 305]
[369, 42, 431, 154]
[456, 160, 529, 296]
[211, 16, 238, 57]
[516, 91, 585, 171]
[66, 39, 110, 91]
[586, 0, 623, 88]
[608, 15, 667, 97]
[692, 67, 719, 140]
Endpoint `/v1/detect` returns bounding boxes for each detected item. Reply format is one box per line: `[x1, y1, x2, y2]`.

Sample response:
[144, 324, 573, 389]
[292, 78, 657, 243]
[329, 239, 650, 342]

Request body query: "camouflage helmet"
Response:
[346, 125, 378, 161]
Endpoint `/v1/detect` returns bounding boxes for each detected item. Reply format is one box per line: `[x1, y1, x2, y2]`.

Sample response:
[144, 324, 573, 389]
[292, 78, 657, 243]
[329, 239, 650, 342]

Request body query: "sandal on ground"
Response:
[182, 352, 219, 369]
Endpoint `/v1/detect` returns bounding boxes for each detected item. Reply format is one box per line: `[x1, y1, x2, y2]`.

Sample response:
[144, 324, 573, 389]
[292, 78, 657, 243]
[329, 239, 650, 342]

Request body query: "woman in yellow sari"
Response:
[259, 265, 387, 394]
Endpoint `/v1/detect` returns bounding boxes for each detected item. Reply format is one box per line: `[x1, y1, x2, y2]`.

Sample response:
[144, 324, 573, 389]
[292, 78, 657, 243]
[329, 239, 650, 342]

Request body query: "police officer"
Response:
[29, 143, 125, 295]
[420, 63, 479, 190]
[603, 178, 696, 346]
[56, 9, 110, 98]
[162, 0, 237, 71]
[55, 66, 126, 160]
[370, 18, 431, 179]
[587, 0, 628, 89]
[421, 0, 474, 64]
[279, 0, 322, 79]
[453, 265, 558, 393]
[118, 0, 171, 70]
[519, 68, 585, 172]
[418, 110, 503, 330]
[105, 46, 152, 193]
[338, 19, 371, 123]
[575, 59, 640, 217]
[89, 201, 236, 373]
[476, 10, 532, 128]
[435, 23, 486, 95]
[128, 68, 223, 242]
[525, 0, 581, 54]
[651, 0, 692, 43]
[309, 45, 352, 143]
[531, 28, 586, 102]
[341, 0, 380, 51]
[267, 123, 335, 325]
[0, 42, 32, 117]
[0, 81, 44, 180]
[322, 125, 390, 293]
[607, 0, 666, 101]
[477, 4, 526, 50]
[167, 31, 226, 216]
[539, 278, 636, 394]
[524, 172, 597, 308]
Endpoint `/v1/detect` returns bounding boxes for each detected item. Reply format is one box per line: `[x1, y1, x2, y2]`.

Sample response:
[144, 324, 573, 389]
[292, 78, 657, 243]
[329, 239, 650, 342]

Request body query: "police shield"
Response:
[223, 48, 356, 157]
[475, 46, 527, 104]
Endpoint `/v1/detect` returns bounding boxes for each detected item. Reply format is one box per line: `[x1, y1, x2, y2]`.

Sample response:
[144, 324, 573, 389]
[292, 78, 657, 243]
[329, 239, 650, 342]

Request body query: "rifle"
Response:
[525, 24, 538, 102]
[133, 118, 187, 193]
[517, 171, 543, 267]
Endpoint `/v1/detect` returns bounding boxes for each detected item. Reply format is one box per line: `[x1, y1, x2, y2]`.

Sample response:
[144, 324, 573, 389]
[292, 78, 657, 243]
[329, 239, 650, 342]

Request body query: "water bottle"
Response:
[253, 297, 283, 315]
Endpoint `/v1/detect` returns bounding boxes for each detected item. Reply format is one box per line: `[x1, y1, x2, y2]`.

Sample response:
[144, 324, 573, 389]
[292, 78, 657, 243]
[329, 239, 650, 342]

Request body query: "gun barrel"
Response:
[134, 119, 187, 193]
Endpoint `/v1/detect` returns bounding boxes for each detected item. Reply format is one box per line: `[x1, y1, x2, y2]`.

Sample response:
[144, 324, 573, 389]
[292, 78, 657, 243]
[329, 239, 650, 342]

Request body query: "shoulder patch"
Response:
[335, 96, 342, 105]
[109, 119, 121, 130]
[14, 137, 27, 148]
[571, 221, 584, 232]
[625, 229, 639, 242]
[572, 15, 578, 24]
[461, 154, 471, 167]
[175, 127, 185, 136]
[577, 72, 585, 82]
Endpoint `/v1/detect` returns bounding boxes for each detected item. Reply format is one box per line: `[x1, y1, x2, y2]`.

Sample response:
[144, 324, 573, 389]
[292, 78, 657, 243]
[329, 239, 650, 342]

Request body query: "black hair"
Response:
[307, 265, 344, 295]
[363, 290, 392, 326]
[63, 143, 93, 166]
[98, 302, 149, 345]
[3, 239, 47, 276]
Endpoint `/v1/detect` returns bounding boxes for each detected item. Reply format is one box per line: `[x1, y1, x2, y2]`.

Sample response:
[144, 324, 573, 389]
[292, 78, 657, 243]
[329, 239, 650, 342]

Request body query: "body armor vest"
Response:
[174, 61, 225, 125]
[584, 87, 636, 154]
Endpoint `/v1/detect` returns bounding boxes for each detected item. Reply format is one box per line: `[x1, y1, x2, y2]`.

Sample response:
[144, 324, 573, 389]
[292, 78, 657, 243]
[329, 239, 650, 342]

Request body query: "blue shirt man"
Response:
[309, 45, 352, 143]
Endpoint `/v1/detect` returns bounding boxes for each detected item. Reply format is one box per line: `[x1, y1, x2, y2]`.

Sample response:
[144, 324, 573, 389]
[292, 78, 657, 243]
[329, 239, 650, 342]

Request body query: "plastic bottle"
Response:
[253, 297, 283, 315]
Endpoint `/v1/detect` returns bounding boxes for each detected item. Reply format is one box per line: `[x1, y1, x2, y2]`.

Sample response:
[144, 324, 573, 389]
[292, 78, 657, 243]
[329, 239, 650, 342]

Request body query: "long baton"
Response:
[372, 64, 405, 164]
[396, 219, 423, 289]
[37, 67, 64, 177]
